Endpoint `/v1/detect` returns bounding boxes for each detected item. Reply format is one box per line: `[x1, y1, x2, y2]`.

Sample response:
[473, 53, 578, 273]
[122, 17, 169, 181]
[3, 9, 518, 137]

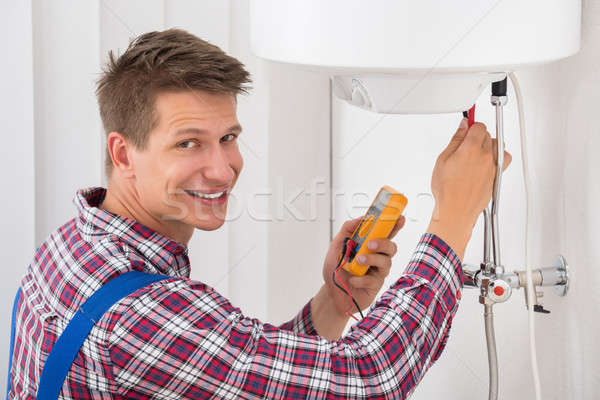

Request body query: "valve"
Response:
[465, 255, 570, 312]
[479, 277, 512, 304]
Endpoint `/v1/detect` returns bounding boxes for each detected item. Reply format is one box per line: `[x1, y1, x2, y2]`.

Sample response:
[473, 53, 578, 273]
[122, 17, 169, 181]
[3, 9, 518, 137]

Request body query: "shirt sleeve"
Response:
[277, 300, 318, 336]
[107, 232, 463, 399]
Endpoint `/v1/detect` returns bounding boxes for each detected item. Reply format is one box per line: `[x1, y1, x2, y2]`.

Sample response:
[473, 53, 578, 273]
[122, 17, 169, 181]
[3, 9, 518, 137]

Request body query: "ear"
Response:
[106, 132, 135, 179]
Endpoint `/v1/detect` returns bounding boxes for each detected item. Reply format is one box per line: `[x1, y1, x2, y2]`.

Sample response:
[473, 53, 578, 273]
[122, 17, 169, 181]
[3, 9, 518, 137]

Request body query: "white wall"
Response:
[0, 2, 35, 395]
[33, 1, 103, 244]
[265, 66, 331, 322]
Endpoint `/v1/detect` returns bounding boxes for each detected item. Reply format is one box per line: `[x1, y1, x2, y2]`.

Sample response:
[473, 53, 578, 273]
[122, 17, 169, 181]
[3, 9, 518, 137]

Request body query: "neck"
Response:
[99, 179, 193, 246]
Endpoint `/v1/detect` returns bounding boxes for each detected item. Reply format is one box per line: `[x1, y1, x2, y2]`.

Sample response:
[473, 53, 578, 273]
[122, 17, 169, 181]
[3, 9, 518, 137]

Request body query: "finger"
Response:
[440, 118, 469, 160]
[348, 274, 384, 290]
[481, 128, 493, 152]
[365, 260, 392, 280]
[482, 133, 493, 154]
[387, 215, 406, 239]
[490, 140, 513, 172]
[463, 122, 489, 148]
[502, 151, 512, 172]
[335, 217, 362, 240]
[355, 253, 392, 276]
[364, 238, 397, 257]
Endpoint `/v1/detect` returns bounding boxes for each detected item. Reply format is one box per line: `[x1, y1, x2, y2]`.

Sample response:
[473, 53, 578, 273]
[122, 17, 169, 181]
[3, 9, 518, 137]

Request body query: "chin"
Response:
[194, 217, 226, 231]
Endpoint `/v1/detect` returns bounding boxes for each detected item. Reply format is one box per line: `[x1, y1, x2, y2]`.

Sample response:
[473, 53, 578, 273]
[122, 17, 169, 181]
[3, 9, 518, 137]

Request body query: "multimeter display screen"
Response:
[348, 189, 391, 261]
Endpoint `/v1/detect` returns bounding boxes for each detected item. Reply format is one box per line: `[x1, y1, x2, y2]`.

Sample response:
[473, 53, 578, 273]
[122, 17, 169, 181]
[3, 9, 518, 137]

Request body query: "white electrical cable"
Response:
[508, 71, 542, 400]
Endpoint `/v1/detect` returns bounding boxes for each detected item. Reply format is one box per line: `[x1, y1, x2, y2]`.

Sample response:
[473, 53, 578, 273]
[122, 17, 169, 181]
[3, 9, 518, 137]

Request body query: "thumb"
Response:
[491, 140, 513, 172]
[336, 217, 362, 240]
[502, 151, 512, 172]
[441, 118, 469, 160]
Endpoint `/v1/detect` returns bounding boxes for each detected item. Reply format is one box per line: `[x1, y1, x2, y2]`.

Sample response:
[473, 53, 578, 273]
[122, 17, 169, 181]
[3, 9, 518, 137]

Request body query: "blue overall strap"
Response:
[36, 271, 171, 400]
[6, 288, 21, 400]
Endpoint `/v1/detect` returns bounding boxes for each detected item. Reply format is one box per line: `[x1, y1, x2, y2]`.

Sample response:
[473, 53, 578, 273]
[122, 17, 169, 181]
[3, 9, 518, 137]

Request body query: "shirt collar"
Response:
[74, 186, 190, 277]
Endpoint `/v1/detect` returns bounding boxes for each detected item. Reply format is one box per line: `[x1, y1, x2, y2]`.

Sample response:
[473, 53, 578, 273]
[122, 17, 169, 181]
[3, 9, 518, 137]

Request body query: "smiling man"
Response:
[99, 89, 244, 239]
[9, 29, 511, 399]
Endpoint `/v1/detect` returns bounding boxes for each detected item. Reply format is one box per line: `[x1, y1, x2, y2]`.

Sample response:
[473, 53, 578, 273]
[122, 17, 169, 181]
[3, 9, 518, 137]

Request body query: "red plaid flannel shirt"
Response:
[9, 186, 463, 399]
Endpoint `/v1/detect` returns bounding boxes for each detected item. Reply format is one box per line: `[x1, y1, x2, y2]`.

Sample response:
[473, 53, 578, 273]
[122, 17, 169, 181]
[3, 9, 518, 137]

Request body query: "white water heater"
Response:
[249, 0, 581, 113]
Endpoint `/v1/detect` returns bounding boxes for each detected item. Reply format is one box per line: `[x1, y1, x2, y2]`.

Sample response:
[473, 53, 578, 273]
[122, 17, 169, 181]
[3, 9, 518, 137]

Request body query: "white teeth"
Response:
[187, 190, 225, 199]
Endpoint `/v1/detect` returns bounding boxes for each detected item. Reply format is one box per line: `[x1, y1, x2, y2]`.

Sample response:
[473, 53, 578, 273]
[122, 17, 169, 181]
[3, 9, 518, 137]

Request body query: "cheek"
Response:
[160, 153, 199, 181]
[131, 152, 168, 206]
[131, 150, 158, 184]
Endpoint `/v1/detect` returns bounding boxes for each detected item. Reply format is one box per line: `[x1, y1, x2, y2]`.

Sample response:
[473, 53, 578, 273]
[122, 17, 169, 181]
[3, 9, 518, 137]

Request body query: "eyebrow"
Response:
[173, 124, 242, 137]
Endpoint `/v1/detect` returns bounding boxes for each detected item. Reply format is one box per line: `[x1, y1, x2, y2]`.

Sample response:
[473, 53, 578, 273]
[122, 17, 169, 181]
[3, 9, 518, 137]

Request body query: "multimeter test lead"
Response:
[332, 237, 363, 321]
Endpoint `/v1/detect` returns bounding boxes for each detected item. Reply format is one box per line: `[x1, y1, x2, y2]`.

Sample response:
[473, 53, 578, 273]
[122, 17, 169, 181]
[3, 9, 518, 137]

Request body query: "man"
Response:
[9, 29, 511, 399]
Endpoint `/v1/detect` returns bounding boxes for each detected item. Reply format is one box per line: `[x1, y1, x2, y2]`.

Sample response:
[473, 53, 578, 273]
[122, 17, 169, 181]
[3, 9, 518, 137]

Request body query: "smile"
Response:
[184, 189, 229, 206]
[185, 190, 226, 199]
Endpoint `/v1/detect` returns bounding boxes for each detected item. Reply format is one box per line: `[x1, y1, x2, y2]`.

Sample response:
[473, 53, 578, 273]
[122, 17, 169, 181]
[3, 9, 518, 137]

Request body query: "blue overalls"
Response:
[6, 271, 171, 400]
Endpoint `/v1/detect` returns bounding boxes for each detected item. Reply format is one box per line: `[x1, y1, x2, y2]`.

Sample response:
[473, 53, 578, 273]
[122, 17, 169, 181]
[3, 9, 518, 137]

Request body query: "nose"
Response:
[204, 145, 235, 184]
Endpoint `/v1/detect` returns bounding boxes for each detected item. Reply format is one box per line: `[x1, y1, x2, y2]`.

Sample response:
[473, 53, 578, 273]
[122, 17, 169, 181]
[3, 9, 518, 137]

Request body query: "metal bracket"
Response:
[552, 254, 569, 297]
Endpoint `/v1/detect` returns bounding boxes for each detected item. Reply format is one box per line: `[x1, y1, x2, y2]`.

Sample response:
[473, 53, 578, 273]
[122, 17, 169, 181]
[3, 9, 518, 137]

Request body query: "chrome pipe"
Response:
[483, 207, 492, 273]
[490, 101, 505, 272]
[463, 268, 480, 288]
[498, 266, 569, 290]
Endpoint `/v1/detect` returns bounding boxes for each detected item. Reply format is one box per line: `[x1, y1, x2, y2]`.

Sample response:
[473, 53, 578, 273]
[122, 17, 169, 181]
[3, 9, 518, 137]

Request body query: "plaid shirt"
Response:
[9, 186, 463, 399]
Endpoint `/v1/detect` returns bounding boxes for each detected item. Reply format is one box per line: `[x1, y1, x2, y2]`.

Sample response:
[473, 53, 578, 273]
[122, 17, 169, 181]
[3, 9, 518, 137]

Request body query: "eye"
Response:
[177, 141, 196, 149]
[220, 133, 238, 143]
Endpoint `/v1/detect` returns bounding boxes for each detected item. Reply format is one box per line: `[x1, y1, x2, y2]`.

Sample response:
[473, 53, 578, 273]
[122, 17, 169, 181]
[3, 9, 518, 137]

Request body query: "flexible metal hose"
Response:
[484, 304, 499, 400]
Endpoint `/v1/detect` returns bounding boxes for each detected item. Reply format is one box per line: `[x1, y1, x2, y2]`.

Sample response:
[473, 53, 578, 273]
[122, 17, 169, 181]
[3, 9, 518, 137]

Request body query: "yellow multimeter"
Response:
[343, 186, 408, 276]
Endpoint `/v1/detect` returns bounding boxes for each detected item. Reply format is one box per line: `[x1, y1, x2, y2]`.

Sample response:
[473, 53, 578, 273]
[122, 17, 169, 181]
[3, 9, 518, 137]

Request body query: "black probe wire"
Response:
[332, 237, 365, 320]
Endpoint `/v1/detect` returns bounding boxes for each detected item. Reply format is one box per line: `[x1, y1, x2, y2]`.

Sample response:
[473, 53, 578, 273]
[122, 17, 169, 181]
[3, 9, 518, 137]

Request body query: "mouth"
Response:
[184, 189, 229, 206]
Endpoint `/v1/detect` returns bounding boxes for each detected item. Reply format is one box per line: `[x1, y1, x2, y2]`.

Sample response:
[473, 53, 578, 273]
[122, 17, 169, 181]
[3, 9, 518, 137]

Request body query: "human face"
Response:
[130, 90, 243, 236]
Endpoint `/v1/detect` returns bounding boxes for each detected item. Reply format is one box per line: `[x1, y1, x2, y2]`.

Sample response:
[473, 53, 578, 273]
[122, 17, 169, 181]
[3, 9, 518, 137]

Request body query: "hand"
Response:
[322, 215, 406, 318]
[427, 118, 512, 260]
